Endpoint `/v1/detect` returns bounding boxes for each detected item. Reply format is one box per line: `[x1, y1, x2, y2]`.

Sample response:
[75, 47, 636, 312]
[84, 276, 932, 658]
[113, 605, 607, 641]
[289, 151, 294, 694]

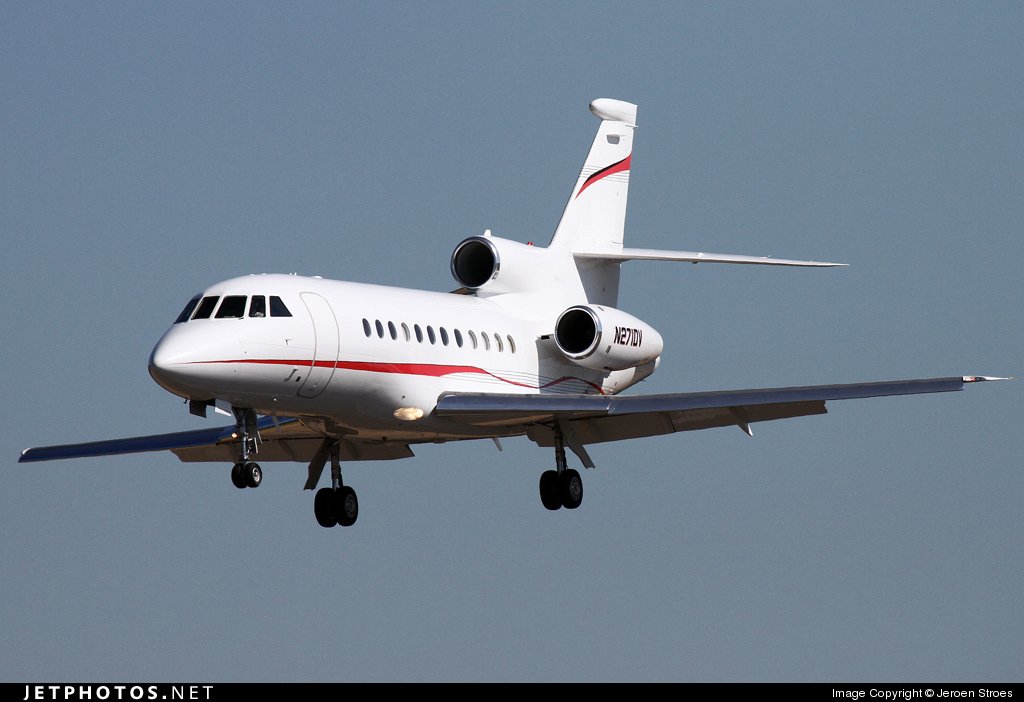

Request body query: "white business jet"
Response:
[19, 98, 1004, 529]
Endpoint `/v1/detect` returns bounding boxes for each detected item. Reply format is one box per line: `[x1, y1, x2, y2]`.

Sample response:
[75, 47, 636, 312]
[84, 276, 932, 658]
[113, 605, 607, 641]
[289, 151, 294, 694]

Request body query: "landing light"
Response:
[393, 407, 425, 421]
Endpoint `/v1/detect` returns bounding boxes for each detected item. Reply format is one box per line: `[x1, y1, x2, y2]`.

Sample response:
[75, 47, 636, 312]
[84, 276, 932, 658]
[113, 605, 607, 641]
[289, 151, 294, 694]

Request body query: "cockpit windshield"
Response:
[192, 296, 220, 320]
[249, 296, 266, 318]
[174, 295, 201, 324]
[269, 296, 292, 317]
[215, 296, 247, 318]
[173, 293, 293, 323]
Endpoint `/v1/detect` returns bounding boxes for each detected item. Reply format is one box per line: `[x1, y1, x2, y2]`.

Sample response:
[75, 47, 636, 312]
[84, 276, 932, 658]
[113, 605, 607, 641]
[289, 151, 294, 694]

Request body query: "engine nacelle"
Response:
[554, 305, 663, 371]
[451, 234, 574, 297]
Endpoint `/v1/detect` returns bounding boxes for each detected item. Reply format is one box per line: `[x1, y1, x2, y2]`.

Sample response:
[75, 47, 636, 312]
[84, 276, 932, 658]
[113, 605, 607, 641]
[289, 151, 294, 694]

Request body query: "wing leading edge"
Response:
[435, 376, 1006, 447]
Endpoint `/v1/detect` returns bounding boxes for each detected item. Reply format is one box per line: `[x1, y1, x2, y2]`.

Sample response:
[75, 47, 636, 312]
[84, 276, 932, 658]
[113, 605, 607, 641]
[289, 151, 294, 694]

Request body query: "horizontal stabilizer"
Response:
[574, 247, 846, 267]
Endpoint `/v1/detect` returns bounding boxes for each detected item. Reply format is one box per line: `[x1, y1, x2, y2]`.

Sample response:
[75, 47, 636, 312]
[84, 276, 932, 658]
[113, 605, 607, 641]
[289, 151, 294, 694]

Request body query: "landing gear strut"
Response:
[539, 423, 583, 510]
[313, 441, 359, 528]
[230, 407, 262, 489]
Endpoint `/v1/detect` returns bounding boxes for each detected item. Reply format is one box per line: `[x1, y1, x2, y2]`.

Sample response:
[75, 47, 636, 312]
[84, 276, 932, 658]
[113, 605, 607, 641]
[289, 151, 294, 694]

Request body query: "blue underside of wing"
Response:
[19, 415, 292, 463]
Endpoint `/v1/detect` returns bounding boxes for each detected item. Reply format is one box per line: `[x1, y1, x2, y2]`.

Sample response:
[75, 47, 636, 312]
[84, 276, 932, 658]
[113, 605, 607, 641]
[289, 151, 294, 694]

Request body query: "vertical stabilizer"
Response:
[549, 98, 636, 254]
[549, 98, 637, 305]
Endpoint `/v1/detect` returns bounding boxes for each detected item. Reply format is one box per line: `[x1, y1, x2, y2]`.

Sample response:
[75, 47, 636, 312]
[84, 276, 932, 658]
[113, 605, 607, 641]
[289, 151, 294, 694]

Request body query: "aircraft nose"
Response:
[149, 324, 242, 397]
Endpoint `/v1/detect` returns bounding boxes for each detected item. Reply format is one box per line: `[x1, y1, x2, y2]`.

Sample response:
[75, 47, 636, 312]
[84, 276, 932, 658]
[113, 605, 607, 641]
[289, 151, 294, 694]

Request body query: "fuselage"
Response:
[148, 274, 657, 443]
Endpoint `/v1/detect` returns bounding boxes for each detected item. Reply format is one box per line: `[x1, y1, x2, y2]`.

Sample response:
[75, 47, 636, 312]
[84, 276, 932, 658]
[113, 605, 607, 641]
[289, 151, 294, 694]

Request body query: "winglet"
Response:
[962, 376, 1011, 383]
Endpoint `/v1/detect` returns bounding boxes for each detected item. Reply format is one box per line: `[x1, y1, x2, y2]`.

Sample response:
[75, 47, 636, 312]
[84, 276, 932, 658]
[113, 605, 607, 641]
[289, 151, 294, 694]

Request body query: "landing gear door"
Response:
[297, 292, 339, 398]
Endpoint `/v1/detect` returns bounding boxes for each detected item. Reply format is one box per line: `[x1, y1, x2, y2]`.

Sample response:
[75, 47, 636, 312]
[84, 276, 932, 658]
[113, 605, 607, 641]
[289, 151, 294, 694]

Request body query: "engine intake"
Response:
[450, 234, 575, 298]
[451, 236, 499, 290]
[554, 305, 663, 371]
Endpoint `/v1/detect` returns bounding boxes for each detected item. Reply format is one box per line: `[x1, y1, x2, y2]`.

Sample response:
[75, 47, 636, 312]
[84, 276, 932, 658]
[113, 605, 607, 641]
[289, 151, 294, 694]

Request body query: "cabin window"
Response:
[440, 327, 449, 346]
[375, 320, 384, 338]
[468, 330, 477, 349]
[414, 324, 423, 343]
[388, 321, 397, 340]
[481, 332, 490, 351]
[174, 295, 201, 324]
[454, 329, 463, 347]
[269, 296, 292, 317]
[362, 319, 371, 337]
[401, 323, 411, 341]
[427, 326, 436, 345]
[249, 296, 267, 318]
[192, 296, 220, 320]
[507, 335, 516, 353]
[494, 333, 503, 352]
[215, 295, 248, 318]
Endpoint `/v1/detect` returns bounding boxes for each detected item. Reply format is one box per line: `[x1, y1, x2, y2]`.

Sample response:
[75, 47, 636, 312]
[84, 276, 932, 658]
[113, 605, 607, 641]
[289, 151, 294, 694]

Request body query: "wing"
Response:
[435, 376, 1006, 451]
[20, 376, 1004, 465]
[19, 415, 414, 464]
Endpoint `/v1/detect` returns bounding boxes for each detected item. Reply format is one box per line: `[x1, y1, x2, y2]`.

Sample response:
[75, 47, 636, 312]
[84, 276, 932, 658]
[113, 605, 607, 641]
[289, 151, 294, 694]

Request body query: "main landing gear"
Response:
[229, 407, 263, 490]
[313, 441, 359, 528]
[539, 423, 584, 511]
[231, 461, 262, 489]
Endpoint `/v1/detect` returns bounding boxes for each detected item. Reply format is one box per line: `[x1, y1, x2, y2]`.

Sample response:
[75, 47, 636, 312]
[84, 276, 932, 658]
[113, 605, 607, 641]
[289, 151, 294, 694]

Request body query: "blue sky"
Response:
[2, 2, 1020, 682]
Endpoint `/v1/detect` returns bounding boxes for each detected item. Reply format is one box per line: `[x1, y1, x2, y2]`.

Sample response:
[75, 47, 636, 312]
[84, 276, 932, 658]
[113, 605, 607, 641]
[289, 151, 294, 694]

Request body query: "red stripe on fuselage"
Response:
[193, 358, 606, 394]
[575, 154, 631, 199]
